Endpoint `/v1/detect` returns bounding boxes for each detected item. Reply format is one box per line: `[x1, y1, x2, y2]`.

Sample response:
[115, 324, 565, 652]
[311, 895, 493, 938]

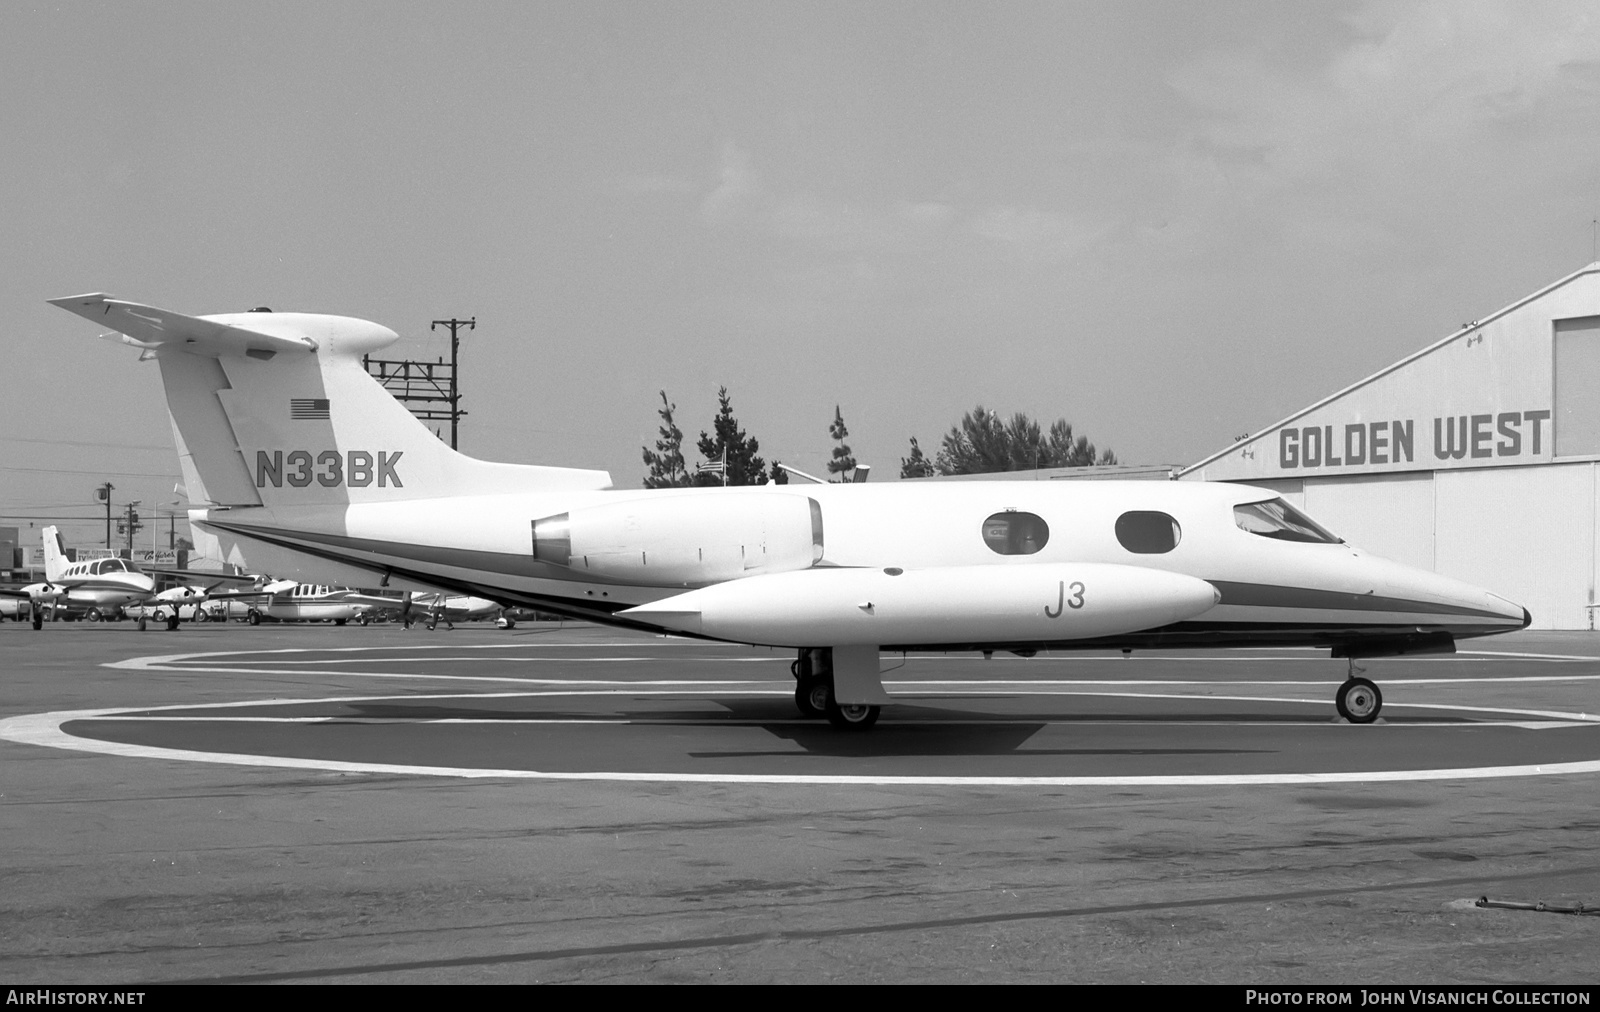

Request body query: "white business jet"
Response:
[50, 294, 1530, 729]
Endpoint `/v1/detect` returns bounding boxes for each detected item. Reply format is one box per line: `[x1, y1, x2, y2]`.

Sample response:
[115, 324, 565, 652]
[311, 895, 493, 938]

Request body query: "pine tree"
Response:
[935, 406, 1115, 475]
[641, 390, 691, 488]
[694, 386, 769, 486]
[900, 436, 936, 478]
[826, 405, 856, 481]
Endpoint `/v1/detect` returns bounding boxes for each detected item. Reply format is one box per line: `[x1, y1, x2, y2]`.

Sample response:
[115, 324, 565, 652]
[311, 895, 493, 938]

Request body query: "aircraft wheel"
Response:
[86, 608, 103, 623]
[356, 615, 368, 626]
[32, 609, 44, 630]
[247, 611, 261, 626]
[1336, 677, 1382, 724]
[137, 617, 148, 631]
[825, 700, 880, 730]
[795, 677, 831, 718]
[166, 614, 180, 631]
[335, 618, 347, 627]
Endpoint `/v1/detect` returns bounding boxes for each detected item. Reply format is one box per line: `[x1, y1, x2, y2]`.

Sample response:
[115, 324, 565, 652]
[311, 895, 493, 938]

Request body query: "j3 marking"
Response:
[1045, 580, 1086, 618]
[255, 450, 404, 488]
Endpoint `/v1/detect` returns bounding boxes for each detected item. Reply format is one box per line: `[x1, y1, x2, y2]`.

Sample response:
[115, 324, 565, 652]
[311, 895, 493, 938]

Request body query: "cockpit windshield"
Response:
[1233, 498, 1343, 544]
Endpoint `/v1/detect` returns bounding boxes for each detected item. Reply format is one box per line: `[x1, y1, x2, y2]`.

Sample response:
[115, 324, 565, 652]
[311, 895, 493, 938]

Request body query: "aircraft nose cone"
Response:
[1522, 607, 1533, 629]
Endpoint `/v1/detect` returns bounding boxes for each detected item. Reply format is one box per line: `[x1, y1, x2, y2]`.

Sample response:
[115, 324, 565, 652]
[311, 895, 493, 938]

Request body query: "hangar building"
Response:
[1180, 262, 1600, 630]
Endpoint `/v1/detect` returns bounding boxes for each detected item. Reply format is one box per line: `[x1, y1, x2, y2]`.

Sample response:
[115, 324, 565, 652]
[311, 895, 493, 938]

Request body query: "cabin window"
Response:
[1234, 498, 1342, 544]
[980, 511, 1049, 555]
[1115, 511, 1180, 554]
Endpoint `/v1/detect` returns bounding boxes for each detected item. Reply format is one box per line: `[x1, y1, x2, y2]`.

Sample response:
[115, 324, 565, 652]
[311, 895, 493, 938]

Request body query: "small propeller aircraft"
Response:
[0, 527, 251, 630]
[340, 591, 510, 629]
[50, 293, 1531, 728]
[202, 579, 368, 625]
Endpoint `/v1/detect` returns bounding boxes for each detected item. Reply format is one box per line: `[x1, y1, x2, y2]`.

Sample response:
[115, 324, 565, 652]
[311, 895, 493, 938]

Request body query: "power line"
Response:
[0, 465, 182, 479]
[0, 437, 172, 452]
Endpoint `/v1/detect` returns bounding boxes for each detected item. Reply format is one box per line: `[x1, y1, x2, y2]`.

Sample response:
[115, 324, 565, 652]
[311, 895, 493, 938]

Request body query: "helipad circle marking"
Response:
[5, 686, 1600, 785]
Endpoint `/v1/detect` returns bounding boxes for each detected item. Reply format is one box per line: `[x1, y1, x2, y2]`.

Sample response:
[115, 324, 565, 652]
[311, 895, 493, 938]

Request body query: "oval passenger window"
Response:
[1115, 511, 1180, 554]
[980, 511, 1050, 555]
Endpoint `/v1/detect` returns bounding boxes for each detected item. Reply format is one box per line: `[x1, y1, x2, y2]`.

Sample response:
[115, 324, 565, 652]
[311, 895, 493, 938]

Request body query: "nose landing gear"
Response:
[1336, 660, 1383, 723]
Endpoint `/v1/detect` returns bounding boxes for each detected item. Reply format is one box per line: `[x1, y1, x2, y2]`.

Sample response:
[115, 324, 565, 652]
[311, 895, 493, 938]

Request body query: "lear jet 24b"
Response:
[50, 293, 1531, 728]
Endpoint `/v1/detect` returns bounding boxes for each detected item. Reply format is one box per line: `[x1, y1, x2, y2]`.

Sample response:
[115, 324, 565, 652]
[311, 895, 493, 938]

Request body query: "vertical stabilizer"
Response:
[49, 294, 613, 510]
[42, 527, 68, 582]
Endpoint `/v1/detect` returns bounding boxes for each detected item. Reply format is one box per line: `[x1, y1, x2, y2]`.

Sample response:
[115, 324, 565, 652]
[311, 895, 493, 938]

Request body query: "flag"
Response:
[694, 447, 729, 483]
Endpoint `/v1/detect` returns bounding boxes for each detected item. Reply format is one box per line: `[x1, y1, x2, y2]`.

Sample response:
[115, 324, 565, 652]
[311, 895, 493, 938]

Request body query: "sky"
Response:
[4, 0, 1600, 550]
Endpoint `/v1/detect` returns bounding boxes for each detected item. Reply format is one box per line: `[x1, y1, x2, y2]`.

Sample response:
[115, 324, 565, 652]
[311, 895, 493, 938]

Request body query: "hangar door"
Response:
[1434, 463, 1596, 629]
[1555, 315, 1600, 457]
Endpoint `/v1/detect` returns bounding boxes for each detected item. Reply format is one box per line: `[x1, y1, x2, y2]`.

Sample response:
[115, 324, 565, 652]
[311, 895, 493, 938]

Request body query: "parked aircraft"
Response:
[0, 527, 251, 630]
[205, 580, 367, 625]
[343, 591, 509, 628]
[51, 294, 1530, 728]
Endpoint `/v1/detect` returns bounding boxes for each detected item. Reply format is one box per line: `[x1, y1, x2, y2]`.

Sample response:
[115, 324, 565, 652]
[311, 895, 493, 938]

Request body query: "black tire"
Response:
[194, 609, 210, 623]
[32, 610, 43, 630]
[795, 677, 831, 718]
[86, 608, 103, 623]
[1336, 677, 1382, 724]
[136, 617, 148, 632]
[247, 611, 261, 626]
[335, 618, 347, 627]
[166, 614, 180, 631]
[825, 700, 880, 730]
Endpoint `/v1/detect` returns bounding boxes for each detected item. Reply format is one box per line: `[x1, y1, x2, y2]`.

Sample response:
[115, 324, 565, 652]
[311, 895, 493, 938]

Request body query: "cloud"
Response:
[700, 140, 760, 222]
[970, 206, 1107, 255]
[1151, 0, 1600, 263]
[616, 172, 697, 195]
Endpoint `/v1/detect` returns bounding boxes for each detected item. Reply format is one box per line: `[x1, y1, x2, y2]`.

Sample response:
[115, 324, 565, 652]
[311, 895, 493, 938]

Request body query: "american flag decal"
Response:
[289, 398, 331, 419]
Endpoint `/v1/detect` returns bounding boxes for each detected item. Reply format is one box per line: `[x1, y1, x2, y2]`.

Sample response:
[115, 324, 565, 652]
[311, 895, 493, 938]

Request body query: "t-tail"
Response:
[41, 526, 68, 582]
[48, 294, 611, 513]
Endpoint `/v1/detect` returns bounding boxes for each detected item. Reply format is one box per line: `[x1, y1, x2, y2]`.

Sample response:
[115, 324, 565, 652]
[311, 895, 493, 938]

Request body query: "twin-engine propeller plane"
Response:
[49, 293, 1530, 728]
[0, 526, 240, 630]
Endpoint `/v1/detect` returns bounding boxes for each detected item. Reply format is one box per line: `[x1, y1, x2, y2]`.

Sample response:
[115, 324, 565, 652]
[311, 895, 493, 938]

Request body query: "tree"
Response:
[826, 405, 856, 481]
[933, 405, 1115, 475]
[641, 390, 691, 488]
[694, 386, 770, 486]
[900, 436, 936, 478]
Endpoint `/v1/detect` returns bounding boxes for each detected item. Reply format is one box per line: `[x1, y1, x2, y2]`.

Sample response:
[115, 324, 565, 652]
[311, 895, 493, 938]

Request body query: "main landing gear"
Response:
[791, 648, 882, 730]
[1336, 660, 1383, 724]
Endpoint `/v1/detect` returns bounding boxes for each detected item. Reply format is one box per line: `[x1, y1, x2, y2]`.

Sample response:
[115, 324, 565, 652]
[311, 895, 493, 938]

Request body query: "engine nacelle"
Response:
[532, 491, 823, 588]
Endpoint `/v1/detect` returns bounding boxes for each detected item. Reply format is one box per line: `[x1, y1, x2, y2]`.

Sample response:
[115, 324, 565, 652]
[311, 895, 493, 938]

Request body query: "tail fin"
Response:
[42, 526, 67, 581]
[50, 294, 611, 508]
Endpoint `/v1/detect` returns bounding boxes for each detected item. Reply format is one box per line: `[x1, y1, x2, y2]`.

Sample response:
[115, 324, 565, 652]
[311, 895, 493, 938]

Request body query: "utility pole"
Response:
[363, 316, 473, 449]
[430, 317, 474, 450]
[119, 501, 142, 556]
[96, 482, 114, 548]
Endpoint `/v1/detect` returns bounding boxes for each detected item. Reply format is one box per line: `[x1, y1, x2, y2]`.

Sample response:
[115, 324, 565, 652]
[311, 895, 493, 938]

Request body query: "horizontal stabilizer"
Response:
[48, 294, 316, 359]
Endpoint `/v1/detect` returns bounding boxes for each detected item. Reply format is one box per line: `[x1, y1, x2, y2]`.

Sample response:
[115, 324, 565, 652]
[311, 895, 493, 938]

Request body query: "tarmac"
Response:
[2, 620, 1598, 983]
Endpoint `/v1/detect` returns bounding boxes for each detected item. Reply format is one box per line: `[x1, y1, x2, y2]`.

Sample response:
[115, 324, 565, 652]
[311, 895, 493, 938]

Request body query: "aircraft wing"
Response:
[336, 592, 412, 610]
[145, 567, 260, 583]
[48, 294, 316, 359]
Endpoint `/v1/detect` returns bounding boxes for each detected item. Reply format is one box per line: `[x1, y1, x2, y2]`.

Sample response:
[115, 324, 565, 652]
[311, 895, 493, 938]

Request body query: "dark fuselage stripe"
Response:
[1208, 581, 1508, 621]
